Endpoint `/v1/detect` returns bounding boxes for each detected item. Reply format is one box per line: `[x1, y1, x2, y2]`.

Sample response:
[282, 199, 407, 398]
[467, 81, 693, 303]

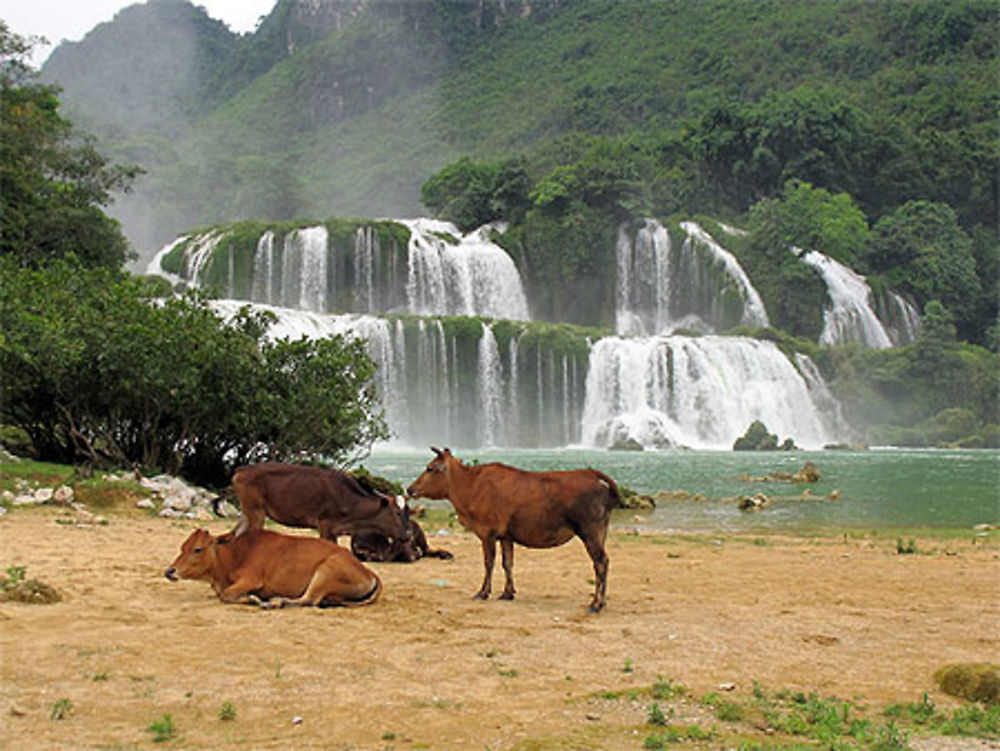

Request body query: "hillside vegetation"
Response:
[15, 0, 999, 449]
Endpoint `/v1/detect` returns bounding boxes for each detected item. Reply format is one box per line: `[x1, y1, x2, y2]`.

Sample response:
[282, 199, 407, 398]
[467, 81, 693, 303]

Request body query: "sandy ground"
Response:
[1, 506, 998, 751]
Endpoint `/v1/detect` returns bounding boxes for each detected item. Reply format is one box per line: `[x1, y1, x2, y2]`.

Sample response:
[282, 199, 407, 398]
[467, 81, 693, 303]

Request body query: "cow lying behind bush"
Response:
[350, 517, 453, 562]
[165, 528, 381, 608]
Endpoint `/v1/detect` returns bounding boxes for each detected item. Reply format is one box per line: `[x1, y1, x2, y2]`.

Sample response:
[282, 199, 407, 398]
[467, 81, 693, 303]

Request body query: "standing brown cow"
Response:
[406, 447, 621, 612]
[230, 462, 410, 545]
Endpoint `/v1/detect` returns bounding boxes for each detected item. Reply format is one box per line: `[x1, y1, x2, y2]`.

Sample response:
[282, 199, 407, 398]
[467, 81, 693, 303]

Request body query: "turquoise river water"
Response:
[363, 447, 1000, 533]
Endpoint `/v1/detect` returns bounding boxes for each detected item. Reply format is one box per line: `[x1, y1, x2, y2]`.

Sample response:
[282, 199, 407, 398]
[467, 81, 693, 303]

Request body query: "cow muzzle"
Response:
[164, 567, 178, 581]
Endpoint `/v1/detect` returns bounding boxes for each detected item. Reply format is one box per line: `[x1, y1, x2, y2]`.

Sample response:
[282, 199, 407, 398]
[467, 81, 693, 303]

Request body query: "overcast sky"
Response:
[1, 0, 278, 67]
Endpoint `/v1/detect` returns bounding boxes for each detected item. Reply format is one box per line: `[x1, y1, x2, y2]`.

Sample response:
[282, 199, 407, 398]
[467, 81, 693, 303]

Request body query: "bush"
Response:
[934, 664, 1000, 705]
[0, 258, 388, 486]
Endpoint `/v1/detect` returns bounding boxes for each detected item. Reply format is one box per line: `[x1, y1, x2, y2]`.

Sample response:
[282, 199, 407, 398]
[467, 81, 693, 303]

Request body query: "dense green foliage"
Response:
[0, 258, 388, 485]
[38, 2, 997, 275]
[0, 23, 140, 269]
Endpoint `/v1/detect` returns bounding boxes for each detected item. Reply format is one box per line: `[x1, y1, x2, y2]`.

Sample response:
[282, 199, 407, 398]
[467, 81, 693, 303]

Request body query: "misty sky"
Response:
[1, 0, 278, 66]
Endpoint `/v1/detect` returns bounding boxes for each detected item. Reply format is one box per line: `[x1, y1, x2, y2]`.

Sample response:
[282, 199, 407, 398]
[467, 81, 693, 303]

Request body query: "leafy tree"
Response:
[869, 201, 981, 339]
[736, 180, 871, 340]
[0, 23, 141, 269]
[421, 157, 532, 231]
[0, 258, 388, 485]
[693, 87, 864, 212]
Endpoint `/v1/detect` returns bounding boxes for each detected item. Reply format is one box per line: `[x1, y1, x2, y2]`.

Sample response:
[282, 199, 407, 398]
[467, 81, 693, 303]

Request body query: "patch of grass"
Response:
[650, 677, 687, 701]
[647, 702, 670, 726]
[0, 565, 61, 604]
[895, 538, 917, 555]
[218, 701, 236, 721]
[147, 713, 176, 743]
[50, 698, 73, 720]
[643, 724, 713, 748]
[0, 459, 74, 492]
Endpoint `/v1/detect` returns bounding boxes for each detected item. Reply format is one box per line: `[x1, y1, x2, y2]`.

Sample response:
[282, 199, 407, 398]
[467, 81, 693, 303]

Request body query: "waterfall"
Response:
[679, 222, 770, 329]
[880, 290, 921, 346]
[181, 231, 226, 285]
[354, 226, 377, 313]
[477, 323, 503, 446]
[580, 335, 843, 450]
[400, 219, 529, 319]
[251, 231, 277, 305]
[797, 249, 893, 348]
[615, 219, 769, 335]
[284, 226, 329, 313]
[616, 220, 672, 335]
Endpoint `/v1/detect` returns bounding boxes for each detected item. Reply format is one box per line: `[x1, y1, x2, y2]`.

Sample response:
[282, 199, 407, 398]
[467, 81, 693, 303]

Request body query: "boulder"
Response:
[737, 493, 771, 511]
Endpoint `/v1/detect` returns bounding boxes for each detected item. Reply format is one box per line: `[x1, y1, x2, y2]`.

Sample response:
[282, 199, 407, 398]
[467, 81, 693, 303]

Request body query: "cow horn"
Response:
[431, 446, 443, 457]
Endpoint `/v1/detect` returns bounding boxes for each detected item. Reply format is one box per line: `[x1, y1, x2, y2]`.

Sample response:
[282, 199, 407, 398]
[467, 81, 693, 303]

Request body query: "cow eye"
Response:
[193, 546, 203, 553]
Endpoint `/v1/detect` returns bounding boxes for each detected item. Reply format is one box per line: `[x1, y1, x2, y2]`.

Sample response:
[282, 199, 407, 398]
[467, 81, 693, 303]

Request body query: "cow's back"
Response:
[232, 529, 378, 602]
[233, 463, 352, 528]
[466, 464, 616, 547]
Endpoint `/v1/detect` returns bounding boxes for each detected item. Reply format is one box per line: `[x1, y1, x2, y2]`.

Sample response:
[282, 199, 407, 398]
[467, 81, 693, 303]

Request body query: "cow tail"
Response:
[593, 470, 623, 510]
[345, 572, 383, 607]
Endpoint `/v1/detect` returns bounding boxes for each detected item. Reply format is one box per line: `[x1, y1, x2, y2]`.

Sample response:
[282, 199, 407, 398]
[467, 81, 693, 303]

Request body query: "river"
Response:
[362, 447, 999, 534]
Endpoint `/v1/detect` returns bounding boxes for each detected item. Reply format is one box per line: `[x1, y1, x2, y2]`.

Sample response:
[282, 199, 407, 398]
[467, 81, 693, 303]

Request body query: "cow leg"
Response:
[580, 531, 609, 613]
[499, 538, 516, 600]
[317, 520, 338, 544]
[218, 576, 263, 605]
[475, 533, 497, 600]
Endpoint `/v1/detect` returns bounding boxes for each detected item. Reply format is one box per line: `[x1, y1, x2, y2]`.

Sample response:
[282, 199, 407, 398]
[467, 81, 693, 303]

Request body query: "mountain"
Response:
[39, 0, 996, 277]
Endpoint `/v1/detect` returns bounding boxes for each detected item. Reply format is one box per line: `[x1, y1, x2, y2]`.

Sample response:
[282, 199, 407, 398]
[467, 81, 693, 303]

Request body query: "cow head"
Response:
[406, 447, 453, 500]
[361, 491, 412, 543]
[165, 528, 217, 582]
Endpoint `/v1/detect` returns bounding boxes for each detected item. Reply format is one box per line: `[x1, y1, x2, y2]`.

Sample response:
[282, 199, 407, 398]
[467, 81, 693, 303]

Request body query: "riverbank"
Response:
[1, 506, 997, 750]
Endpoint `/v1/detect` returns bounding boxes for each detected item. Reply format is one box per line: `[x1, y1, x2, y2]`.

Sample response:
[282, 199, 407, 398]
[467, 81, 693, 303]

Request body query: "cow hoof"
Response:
[472, 592, 490, 601]
[587, 603, 604, 614]
[499, 592, 515, 600]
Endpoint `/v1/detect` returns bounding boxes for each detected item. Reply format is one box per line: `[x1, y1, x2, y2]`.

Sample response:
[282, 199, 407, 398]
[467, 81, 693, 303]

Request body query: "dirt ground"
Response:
[1, 506, 998, 751]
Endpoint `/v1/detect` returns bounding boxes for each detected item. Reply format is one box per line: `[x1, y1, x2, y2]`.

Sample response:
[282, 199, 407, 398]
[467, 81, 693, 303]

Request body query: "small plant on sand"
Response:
[623, 658, 634, 673]
[651, 676, 687, 700]
[896, 538, 917, 554]
[647, 702, 670, 726]
[0, 564, 60, 603]
[644, 724, 713, 748]
[50, 698, 73, 720]
[147, 713, 176, 743]
[218, 701, 236, 721]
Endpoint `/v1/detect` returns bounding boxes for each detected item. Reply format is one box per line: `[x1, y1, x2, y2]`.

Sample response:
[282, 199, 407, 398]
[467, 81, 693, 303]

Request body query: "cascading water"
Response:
[615, 219, 769, 335]
[163, 213, 856, 451]
[477, 323, 503, 446]
[401, 219, 530, 320]
[251, 231, 277, 305]
[797, 249, 894, 348]
[151, 219, 529, 321]
[580, 335, 845, 450]
[679, 222, 770, 329]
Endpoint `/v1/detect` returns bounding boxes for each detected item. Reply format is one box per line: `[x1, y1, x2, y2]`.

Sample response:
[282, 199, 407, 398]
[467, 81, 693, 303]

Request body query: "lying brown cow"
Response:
[350, 515, 453, 563]
[406, 447, 621, 612]
[165, 528, 381, 608]
[230, 462, 410, 545]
